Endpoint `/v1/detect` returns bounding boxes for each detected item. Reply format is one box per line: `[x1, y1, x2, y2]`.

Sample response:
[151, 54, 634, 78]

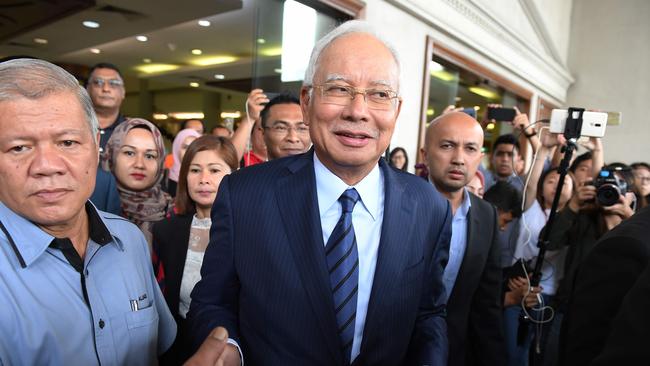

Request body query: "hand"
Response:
[507, 276, 529, 292]
[523, 286, 542, 308]
[568, 180, 597, 212]
[578, 136, 602, 151]
[246, 89, 269, 122]
[184, 327, 241, 366]
[602, 192, 635, 219]
[538, 127, 563, 149]
[442, 104, 463, 114]
[512, 107, 532, 135]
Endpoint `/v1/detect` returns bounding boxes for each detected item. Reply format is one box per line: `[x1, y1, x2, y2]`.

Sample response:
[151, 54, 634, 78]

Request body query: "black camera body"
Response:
[593, 168, 628, 206]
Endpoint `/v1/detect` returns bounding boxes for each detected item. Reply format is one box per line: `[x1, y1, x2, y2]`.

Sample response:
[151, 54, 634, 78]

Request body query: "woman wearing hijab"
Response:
[101, 118, 172, 247]
[166, 128, 201, 197]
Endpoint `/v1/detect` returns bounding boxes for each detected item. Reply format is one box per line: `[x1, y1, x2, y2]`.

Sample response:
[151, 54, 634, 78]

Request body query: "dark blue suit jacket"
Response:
[189, 151, 452, 365]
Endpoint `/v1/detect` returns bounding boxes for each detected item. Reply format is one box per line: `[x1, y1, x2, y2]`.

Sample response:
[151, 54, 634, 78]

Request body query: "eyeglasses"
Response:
[312, 83, 400, 110]
[635, 175, 650, 184]
[263, 124, 309, 136]
[89, 78, 123, 88]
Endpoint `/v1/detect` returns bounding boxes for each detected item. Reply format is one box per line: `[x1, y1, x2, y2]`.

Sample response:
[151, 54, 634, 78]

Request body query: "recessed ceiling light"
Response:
[33, 38, 48, 45]
[257, 38, 266, 44]
[190, 55, 238, 66]
[135, 63, 180, 74]
[189, 82, 200, 88]
[214, 74, 225, 80]
[274, 68, 282, 73]
[136, 35, 148, 42]
[191, 49, 203, 55]
[90, 48, 101, 54]
[198, 20, 211, 27]
[143, 58, 152, 63]
[83, 21, 100, 28]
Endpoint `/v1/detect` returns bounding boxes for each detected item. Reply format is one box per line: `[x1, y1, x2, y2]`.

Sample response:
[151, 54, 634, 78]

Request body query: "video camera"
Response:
[592, 168, 628, 206]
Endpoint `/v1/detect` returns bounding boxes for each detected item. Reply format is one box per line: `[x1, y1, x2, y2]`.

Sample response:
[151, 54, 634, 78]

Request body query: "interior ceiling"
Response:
[0, 0, 286, 93]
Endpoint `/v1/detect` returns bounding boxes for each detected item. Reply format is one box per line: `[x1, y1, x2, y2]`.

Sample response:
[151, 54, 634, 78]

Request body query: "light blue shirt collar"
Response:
[455, 188, 472, 220]
[314, 152, 382, 221]
[0, 201, 124, 268]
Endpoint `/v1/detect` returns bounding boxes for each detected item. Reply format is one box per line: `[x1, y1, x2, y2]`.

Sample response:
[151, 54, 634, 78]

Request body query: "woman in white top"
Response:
[152, 135, 239, 365]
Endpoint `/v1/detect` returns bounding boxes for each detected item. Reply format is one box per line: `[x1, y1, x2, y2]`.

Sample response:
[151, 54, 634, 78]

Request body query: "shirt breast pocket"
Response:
[125, 301, 158, 329]
[125, 301, 159, 353]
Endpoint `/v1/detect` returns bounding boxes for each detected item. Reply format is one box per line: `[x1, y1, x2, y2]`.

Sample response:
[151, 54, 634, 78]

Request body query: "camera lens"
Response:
[597, 184, 620, 206]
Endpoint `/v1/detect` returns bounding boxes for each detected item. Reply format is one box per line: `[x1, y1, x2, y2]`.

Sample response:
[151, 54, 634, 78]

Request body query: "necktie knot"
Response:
[339, 188, 360, 214]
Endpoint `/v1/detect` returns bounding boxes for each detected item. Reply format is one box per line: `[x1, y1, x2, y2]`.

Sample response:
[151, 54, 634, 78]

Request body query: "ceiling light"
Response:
[136, 35, 148, 42]
[257, 38, 266, 44]
[135, 63, 180, 74]
[474, 106, 480, 110]
[189, 82, 200, 88]
[90, 48, 101, 54]
[198, 20, 211, 27]
[220, 111, 242, 119]
[214, 74, 225, 79]
[486, 122, 496, 130]
[169, 112, 204, 120]
[191, 49, 203, 55]
[33, 38, 48, 45]
[274, 68, 282, 73]
[260, 47, 282, 57]
[468, 86, 499, 99]
[430, 70, 456, 82]
[153, 113, 168, 120]
[142, 58, 152, 63]
[426, 108, 435, 116]
[82, 21, 100, 29]
[191, 55, 238, 66]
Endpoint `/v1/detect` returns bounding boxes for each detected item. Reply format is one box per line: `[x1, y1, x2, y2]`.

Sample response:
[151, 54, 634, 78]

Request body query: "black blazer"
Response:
[446, 193, 506, 366]
[559, 206, 650, 366]
[153, 214, 194, 318]
[152, 213, 194, 365]
[188, 151, 452, 366]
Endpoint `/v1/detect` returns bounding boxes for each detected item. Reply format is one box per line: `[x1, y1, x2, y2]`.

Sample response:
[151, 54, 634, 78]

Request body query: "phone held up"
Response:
[486, 107, 516, 122]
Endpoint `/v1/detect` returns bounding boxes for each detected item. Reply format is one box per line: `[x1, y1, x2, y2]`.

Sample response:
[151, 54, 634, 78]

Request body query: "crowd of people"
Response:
[1, 19, 649, 366]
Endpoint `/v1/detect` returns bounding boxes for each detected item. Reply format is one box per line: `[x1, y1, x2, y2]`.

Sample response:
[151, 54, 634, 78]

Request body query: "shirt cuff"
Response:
[227, 338, 244, 366]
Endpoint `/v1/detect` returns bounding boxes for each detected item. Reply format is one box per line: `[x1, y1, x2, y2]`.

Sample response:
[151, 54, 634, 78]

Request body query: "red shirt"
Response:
[243, 150, 265, 167]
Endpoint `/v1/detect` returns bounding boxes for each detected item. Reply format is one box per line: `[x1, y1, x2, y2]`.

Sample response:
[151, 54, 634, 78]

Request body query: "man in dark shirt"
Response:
[86, 62, 126, 152]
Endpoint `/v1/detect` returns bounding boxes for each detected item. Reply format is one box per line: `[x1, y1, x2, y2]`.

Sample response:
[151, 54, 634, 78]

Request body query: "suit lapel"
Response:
[360, 161, 416, 351]
[274, 152, 343, 364]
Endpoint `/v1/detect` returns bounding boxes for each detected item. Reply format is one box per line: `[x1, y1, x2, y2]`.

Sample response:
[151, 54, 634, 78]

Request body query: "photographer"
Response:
[541, 163, 635, 365]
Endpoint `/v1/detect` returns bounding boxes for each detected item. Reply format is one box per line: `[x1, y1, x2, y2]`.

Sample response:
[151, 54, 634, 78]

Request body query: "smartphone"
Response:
[487, 107, 516, 122]
[461, 107, 476, 118]
[549, 109, 607, 138]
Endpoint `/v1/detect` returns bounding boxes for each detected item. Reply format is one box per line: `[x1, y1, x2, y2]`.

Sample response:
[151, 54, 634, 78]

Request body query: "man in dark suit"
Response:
[186, 20, 452, 366]
[421, 112, 506, 366]
[559, 205, 650, 366]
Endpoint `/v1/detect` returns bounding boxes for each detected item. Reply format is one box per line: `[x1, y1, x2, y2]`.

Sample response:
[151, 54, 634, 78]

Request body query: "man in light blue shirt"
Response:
[0, 58, 175, 365]
[421, 111, 506, 366]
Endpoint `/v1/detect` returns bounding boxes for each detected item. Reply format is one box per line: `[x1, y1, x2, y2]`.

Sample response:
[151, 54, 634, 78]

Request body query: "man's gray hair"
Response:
[302, 20, 402, 91]
[0, 58, 99, 142]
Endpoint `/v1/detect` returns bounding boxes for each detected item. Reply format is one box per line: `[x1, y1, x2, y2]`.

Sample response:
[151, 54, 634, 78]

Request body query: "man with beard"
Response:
[421, 111, 506, 366]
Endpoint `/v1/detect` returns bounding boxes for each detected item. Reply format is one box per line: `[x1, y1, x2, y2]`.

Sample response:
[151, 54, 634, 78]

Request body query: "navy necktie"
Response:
[326, 188, 360, 363]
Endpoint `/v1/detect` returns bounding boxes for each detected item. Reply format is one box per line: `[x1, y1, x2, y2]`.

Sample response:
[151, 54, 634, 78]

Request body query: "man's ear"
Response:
[419, 147, 428, 166]
[300, 87, 311, 126]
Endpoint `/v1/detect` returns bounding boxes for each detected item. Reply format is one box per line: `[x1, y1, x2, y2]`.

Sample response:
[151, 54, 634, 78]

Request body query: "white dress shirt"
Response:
[314, 153, 385, 363]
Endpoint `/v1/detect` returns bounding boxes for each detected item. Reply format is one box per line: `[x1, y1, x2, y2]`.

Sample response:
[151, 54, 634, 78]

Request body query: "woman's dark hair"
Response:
[389, 147, 409, 171]
[175, 136, 239, 215]
[484, 181, 522, 218]
[536, 166, 564, 209]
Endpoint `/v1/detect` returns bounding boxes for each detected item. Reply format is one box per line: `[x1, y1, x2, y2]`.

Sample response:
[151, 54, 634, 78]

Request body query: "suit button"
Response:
[99, 319, 105, 329]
